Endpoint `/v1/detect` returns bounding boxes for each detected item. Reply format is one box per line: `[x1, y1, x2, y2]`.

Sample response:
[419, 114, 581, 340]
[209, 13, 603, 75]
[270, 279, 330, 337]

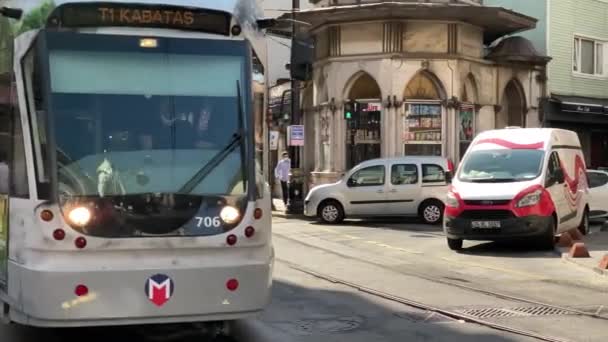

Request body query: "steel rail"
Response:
[277, 258, 571, 342]
[275, 232, 608, 321]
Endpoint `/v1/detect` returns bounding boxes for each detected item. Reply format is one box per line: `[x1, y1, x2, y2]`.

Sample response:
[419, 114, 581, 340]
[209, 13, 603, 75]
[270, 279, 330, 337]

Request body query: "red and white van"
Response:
[444, 128, 589, 251]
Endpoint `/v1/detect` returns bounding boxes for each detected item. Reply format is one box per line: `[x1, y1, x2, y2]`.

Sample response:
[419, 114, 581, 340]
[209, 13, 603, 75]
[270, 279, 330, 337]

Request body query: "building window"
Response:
[459, 105, 475, 160]
[573, 36, 605, 76]
[403, 103, 442, 156]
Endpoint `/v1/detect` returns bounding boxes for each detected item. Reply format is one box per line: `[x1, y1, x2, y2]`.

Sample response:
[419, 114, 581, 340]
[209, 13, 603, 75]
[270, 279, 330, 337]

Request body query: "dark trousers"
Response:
[280, 181, 289, 205]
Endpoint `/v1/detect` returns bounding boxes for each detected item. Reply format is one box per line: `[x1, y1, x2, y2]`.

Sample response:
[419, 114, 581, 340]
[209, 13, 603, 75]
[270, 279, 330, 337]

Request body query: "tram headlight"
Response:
[220, 206, 240, 224]
[68, 207, 91, 226]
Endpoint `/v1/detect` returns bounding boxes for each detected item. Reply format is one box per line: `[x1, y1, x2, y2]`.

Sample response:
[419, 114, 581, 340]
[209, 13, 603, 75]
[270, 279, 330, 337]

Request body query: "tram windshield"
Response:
[30, 31, 253, 237]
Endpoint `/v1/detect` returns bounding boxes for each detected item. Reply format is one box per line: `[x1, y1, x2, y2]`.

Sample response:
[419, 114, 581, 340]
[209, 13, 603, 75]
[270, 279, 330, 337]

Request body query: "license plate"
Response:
[471, 221, 501, 229]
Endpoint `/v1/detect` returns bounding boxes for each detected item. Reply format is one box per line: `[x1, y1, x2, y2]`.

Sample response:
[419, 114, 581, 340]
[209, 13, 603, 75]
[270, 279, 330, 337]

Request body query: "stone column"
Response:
[313, 106, 322, 172]
[333, 101, 346, 172]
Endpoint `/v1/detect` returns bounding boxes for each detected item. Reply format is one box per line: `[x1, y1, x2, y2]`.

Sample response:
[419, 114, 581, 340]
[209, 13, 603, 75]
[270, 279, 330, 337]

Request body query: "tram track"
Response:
[276, 258, 571, 342]
[274, 232, 608, 321]
[274, 231, 608, 342]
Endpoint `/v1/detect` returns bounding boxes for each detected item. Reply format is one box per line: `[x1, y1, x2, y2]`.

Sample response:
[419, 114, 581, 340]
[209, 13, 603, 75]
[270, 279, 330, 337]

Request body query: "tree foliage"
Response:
[14, 0, 56, 35]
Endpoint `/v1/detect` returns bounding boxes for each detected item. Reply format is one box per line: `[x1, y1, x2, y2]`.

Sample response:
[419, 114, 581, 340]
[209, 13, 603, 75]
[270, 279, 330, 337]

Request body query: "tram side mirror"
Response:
[38, 182, 52, 201]
[257, 18, 277, 29]
[445, 172, 453, 184]
[0, 7, 23, 19]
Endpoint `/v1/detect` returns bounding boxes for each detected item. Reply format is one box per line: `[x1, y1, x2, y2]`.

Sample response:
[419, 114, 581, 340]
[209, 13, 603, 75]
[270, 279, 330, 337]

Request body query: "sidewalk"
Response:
[561, 224, 608, 276]
[271, 198, 310, 220]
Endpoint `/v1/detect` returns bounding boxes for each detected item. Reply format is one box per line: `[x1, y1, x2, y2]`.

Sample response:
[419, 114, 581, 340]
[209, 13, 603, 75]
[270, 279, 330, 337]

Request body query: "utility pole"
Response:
[290, 0, 300, 167]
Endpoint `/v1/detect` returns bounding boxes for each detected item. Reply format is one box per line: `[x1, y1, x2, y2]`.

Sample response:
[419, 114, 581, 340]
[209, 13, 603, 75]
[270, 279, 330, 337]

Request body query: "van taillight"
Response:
[447, 159, 454, 173]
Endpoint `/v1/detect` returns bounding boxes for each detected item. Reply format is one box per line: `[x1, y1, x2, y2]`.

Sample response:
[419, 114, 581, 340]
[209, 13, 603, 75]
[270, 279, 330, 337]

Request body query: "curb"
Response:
[561, 254, 608, 277]
[271, 211, 310, 220]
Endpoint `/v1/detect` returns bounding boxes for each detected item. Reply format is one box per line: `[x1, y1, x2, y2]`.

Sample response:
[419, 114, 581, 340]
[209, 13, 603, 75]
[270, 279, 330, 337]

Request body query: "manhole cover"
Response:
[293, 316, 363, 335]
[457, 306, 575, 319]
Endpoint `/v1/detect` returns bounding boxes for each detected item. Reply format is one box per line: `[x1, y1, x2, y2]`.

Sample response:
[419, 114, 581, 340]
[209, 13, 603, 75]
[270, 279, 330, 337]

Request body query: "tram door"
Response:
[345, 101, 382, 170]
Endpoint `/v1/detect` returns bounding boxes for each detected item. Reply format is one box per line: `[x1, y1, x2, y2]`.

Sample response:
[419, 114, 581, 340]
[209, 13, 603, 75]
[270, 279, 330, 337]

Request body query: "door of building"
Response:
[591, 131, 608, 169]
[346, 101, 381, 170]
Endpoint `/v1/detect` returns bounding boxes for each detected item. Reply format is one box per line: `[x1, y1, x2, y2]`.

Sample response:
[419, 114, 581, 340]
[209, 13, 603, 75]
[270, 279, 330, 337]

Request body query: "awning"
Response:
[552, 95, 607, 115]
[544, 95, 608, 125]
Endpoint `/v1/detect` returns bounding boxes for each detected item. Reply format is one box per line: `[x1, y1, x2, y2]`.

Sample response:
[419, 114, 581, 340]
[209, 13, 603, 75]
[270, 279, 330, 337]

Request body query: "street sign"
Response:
[269, 131, 279, 150]
[288, 125, 304, 146]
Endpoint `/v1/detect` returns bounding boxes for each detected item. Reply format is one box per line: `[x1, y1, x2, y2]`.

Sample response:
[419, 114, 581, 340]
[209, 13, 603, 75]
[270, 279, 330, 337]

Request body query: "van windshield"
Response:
[458, 149, 545, 183]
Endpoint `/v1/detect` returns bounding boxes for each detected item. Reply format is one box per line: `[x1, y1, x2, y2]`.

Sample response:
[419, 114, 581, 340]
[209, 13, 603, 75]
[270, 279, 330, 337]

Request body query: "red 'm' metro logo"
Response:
[145, 274, 175, 307]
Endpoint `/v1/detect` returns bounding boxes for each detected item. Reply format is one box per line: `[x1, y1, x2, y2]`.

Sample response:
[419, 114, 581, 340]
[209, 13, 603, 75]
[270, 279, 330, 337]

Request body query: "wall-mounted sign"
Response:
[288, 125, 304, 146]
[561, 103, 605, 115]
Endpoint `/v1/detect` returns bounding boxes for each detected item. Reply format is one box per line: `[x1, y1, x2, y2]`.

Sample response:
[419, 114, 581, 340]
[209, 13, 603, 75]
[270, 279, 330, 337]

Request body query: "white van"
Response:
[304, 156, 453, 224]
[444, 128, 590, 251]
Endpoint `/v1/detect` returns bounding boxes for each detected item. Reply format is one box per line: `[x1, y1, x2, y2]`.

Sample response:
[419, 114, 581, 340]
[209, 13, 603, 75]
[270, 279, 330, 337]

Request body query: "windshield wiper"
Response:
[467, 178, 517, 183]
[178, 81, 246, 194]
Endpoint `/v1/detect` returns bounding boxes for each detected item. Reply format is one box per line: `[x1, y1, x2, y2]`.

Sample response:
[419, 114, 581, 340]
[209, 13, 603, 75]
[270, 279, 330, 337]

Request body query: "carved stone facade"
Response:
[282, 2, 549, 189]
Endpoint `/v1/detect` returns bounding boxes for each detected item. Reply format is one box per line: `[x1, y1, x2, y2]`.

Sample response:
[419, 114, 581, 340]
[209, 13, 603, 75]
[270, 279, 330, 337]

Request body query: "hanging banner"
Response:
[459, 106, 474, 142]
[269, 130, 279, 150]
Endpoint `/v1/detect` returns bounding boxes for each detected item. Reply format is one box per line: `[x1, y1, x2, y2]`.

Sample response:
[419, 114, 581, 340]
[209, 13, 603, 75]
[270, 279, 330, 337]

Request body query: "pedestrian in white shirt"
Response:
[274, 152, 291, 207]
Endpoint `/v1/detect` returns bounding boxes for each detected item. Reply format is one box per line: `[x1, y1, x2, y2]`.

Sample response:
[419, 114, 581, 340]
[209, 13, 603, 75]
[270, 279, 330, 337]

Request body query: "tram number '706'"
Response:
[195, 216, 221, 228]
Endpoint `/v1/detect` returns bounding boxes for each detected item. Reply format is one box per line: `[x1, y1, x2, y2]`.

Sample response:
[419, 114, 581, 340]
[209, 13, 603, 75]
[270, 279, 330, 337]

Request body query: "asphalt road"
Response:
[3, 217, 607, 341]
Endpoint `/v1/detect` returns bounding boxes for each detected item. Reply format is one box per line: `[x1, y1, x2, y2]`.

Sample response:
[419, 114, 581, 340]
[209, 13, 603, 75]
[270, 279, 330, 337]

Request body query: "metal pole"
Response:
[290, 0, 300, 167]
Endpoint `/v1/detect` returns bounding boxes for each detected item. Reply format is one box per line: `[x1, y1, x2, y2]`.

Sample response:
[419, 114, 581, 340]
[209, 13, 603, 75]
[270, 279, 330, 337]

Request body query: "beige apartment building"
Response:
[274, 0, 549, 189]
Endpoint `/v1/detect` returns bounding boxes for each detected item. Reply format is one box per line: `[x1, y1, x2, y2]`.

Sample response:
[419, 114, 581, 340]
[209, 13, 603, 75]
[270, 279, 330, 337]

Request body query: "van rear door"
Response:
[385, 161, 421, 215]
[545, 151, 569, 227]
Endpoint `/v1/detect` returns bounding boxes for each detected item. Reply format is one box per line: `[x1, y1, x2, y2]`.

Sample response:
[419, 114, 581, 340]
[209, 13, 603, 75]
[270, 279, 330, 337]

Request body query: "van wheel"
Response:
[447, 237, 463, 251]
[578, 209, 590, 236]
[420, 200, 444, 225]
[538, 217, 556, 250]
[317, 200, 344, 224]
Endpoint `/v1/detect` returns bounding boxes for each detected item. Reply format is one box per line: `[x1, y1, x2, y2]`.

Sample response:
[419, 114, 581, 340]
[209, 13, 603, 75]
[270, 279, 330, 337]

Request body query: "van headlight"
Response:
[516, 189, 542, 208]
[446, 192, 460, 208]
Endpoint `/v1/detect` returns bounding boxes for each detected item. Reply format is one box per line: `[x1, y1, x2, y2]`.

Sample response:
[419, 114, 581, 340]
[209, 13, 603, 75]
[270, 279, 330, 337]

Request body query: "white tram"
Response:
[0, 0, 273, 329]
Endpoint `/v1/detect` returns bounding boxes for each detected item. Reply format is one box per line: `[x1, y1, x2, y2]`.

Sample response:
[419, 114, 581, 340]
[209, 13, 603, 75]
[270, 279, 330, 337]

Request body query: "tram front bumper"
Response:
[5, 257, 273, 327]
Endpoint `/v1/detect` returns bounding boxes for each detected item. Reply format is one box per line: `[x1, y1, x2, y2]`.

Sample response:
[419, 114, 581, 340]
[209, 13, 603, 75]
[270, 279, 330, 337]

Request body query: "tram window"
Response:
[0, 110, 8, 195]
[23, 49, 50, 191]
[10, 83, 29, 198]
[0, 79, 10, 196]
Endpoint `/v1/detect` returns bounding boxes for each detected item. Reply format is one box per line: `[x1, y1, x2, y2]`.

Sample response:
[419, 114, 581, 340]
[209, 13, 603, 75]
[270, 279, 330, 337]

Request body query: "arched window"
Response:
[403, 72, 444, 157]
[459, 75, 478, 160]
[344, 72, 382, 169]
[497, 80, 526, 129]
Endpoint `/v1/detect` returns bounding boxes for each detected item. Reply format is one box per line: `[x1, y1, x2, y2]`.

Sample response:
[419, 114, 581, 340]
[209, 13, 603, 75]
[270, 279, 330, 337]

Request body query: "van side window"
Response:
[348, 165, 385, 187]
[391, 164, 418, 185]
[422, 164, 446, 183]
[547, 152, 560, 176]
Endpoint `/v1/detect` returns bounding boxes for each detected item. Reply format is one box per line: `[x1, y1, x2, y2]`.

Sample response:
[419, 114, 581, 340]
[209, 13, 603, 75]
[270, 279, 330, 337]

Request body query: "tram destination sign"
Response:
[46, 2, 232, 35]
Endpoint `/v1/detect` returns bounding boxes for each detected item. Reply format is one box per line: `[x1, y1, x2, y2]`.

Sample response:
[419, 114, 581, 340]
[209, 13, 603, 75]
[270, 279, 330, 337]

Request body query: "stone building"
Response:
[276, 0, 550, 189]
